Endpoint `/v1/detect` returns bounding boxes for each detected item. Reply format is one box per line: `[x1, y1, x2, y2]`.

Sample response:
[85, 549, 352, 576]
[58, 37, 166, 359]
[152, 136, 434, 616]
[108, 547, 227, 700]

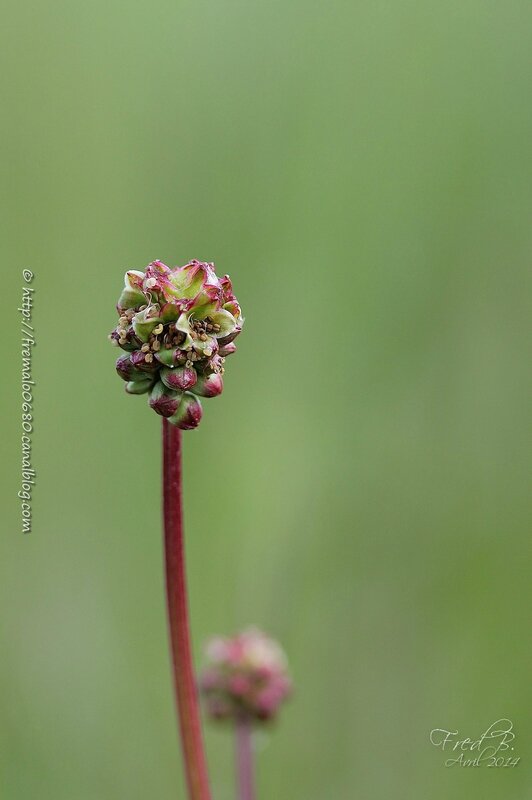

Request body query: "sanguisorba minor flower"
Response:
[200, 628, 292, 800]
[109, 259, 244, 429]
[110, 259, 243, 800]
[201, 628, 292, 723]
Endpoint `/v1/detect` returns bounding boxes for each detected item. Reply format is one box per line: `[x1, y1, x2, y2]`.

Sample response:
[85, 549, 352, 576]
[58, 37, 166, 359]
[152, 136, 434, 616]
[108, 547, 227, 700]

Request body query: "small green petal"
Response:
[155, 347, 181, 367]
[118, 270, 146, 310]
[175, 312, 194, 350]
[208, 308, 237, 337]
[169, 269, 204, 300]
[191, 301, 219, 319]
[160, 303, 182, 323]
[191, 334, 218, 356]
[132, 307, 162, 342]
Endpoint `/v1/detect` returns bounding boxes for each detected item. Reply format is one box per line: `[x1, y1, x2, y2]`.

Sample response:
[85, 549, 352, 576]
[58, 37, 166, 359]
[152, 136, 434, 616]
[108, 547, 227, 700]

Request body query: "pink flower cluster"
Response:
[109, 259, 243, 429]
[200, 628, 292, 723]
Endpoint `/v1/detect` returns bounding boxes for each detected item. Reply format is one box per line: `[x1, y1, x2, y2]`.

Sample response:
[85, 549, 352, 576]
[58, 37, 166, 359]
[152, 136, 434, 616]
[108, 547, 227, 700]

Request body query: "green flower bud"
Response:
[125, 378, 154, 394]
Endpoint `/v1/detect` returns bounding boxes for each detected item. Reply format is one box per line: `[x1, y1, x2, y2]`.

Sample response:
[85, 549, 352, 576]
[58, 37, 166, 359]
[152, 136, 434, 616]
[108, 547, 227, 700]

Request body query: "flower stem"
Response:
[162, 419, 211, 800]
[235, 717, 255, 800]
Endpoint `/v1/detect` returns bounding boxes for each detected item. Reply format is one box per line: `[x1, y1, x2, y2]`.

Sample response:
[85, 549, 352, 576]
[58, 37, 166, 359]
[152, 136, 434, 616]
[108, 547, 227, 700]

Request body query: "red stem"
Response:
[162, 419, 211, 800]
[235, 717, 255, 800]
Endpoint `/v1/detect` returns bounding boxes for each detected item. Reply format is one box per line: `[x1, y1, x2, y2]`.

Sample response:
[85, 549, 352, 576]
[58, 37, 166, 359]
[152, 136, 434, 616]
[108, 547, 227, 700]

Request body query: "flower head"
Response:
[110, 259, 243, 429]
[200, 628, 292, 723]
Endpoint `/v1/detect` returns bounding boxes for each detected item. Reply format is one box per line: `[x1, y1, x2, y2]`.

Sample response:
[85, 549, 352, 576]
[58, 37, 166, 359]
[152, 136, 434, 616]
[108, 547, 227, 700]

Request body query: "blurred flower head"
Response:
[109, 260, 243, 429]
[200, 628, 292, 723]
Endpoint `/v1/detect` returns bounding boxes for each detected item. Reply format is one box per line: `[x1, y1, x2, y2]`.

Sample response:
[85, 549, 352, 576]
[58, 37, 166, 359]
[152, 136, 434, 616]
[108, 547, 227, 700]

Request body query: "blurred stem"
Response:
[235, 717, 255, 800]
[162, 419, 211, 800]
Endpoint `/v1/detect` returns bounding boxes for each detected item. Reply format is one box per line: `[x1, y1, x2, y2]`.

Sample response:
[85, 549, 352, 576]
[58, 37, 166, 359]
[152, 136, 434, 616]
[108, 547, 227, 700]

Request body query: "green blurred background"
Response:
[2, 1, 531, 798]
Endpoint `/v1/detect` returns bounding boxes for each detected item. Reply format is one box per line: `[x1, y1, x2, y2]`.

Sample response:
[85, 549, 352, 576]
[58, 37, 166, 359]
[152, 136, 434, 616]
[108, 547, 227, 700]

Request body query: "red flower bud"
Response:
[148, 381, 181, 418]
[192, 373, 224, 398]
[218, 342, 237, 357]
[161, 366, 197, 391]
[168, 392, 203, 430]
